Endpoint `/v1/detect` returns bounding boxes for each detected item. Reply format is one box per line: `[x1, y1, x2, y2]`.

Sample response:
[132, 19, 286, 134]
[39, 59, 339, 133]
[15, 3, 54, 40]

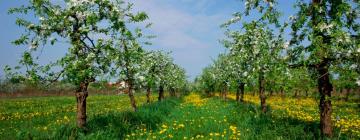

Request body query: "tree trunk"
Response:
[240, 82, 245, 102]
[205, 90, 210, 97]
[236, 82, 245, 102]
[270, 89, 274, 96]
[259, 70, 266, 113]
[236, 83, 240, 102]
[146, 86, 151, 103]
[280, 86, 284, 97]
[294, 90, 298, 97]
[170, 88, 176, 97]
[317, 63, 333, 137]
[75, 82, 89, 128]
[345, 88, 350, 101]
[158, 85, 164, 101]
[127, 81, 137, 111]
[310, 0, 333, 137]
[223, 82, 227, 100]
[305, 89, 309, 97]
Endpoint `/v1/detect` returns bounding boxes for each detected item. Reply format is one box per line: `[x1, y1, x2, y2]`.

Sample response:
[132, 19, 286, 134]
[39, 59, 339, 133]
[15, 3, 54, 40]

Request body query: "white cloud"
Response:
[131, 0, 226, 49]
[130, 0, 233, 79]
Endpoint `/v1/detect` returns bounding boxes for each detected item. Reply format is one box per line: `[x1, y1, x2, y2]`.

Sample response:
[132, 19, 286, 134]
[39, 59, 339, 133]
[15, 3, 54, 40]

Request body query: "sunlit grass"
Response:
[0, 93, 358, 139]
[226, 93, 360, 137]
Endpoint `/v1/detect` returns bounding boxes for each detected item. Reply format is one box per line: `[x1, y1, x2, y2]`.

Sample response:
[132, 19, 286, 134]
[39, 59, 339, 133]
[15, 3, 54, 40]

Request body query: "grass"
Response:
[0, 93, 359, 139]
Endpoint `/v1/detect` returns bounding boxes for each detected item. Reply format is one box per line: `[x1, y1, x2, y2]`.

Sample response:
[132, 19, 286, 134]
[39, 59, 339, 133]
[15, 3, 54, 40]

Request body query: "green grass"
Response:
[0, 93, 358, 139]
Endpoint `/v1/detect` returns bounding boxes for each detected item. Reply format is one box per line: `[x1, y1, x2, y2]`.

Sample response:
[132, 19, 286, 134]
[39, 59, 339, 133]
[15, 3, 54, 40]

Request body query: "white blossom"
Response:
[356, 78, 360, 86]
[29, 43, 37, 50]
[289, 15, 295, 21]
[229, 16, 241, 23]
[269, 2, 274, 8]
[336, 53, 340, 59]
[283, 41, 290, 49]
[350, 64, 357, 69]
[346, 50, 352, 57]
[69, 0, 93, 7]
[245, 1, 249, 8]
[242, 71, 248, 77]
[138, 76, 145, 81]
[86, 52, 96, 61]
[27, 24, 35, 29]
[319, 23, 334, 32]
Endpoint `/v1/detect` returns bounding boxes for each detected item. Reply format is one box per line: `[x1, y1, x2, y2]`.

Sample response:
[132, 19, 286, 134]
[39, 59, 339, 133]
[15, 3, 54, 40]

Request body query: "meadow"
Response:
[0, 93, 359, 140]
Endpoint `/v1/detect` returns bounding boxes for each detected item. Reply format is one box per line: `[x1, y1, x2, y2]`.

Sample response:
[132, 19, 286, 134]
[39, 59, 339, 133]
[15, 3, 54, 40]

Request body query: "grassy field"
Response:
[0, 93, 359, 139]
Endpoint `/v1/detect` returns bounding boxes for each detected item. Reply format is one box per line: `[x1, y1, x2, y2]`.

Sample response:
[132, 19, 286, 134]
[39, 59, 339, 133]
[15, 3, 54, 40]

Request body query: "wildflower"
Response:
[161, 124, 167, 128]
[178, 124, 185, 128]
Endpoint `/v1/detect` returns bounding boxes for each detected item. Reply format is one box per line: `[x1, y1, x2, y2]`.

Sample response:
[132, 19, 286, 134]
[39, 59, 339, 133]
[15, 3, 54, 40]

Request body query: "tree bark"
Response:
[236, 84, 240, 102]
[146, 85, 151, 103]
[127, 80, 137, 111]
[294, 90, 298, 98]
[310, 0, 333, 136]
[236, 82, 245, 102]
[222, 82, 228, 100]
[317, 62, 333, 137]
[259, 70, 266, 113]
[340, 88, 343, 95]
[170, 88, 176, 97]
[345, 88, 350, 101]
[270, 88, 274, 96]
[240, 82, 245, 102]
[158, 85, 164, 101]
[205, 90, 211, 97]
[75, 82, 89, 128]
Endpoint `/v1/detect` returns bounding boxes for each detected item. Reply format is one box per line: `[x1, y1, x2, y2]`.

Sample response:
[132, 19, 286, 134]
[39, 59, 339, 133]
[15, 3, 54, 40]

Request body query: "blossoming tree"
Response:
[9, 0, 148, 128]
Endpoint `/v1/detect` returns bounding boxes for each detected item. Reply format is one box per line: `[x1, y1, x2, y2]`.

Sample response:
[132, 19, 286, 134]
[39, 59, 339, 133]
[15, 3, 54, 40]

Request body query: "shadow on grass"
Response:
[52, 97, 181, 139]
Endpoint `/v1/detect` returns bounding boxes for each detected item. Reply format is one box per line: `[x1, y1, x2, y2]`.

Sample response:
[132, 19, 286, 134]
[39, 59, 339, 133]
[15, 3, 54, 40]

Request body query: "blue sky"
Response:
[0, 0, 294, 80]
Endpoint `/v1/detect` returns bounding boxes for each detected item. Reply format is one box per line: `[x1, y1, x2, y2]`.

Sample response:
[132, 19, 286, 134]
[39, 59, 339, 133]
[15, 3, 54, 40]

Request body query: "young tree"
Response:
[141, 51, 158, 103]
[140, 51, 180, 102]
[222, 31, 254, 102]
[113, 15, 150, 111]
[166, 64, 187, 97]
[9, 0, 148, 128]
[213, 54, 232, 100]
[197, 66, 217, 97]
[114, 39, 147, 112]
[224, 21, 284, 112]
[143, 51, 173, 101]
